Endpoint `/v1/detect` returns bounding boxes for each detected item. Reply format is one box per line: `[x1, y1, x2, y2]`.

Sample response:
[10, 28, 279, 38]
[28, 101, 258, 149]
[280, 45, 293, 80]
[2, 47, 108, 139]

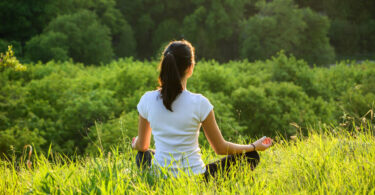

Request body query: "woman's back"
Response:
[137, 89, 213, 175]
[132, 40, 272, 179]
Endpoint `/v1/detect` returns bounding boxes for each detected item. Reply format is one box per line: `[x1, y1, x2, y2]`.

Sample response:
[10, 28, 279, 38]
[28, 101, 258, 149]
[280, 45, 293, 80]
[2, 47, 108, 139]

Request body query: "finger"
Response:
[263, 137, 271, 144]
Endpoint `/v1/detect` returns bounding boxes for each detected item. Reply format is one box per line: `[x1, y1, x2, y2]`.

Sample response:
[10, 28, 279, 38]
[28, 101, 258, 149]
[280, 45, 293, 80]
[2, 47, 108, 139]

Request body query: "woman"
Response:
[131, 40, 272, 179]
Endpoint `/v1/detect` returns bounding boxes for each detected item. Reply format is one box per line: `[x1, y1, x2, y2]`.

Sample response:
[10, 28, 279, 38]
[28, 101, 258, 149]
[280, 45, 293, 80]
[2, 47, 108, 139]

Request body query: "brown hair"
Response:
[158, 40, 195, 111]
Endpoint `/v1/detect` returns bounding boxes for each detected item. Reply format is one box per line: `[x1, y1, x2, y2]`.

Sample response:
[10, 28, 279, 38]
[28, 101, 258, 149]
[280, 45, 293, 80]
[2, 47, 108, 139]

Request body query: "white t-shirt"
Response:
[137, 89, 213, 176]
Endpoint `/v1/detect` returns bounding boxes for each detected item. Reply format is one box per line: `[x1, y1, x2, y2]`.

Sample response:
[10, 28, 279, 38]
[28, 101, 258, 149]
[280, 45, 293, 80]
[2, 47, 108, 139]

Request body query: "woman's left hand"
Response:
[131, 136, 138, 149]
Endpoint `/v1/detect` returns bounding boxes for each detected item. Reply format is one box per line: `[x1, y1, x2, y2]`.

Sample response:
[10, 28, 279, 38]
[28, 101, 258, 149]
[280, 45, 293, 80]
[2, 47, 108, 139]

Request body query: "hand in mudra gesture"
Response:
[131, 136, 138, 149]
[253, 136, 273, 151]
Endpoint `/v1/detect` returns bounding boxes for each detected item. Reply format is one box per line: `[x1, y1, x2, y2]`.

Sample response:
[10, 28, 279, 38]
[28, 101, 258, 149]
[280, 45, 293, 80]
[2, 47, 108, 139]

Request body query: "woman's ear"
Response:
[186, 64, 194, 78]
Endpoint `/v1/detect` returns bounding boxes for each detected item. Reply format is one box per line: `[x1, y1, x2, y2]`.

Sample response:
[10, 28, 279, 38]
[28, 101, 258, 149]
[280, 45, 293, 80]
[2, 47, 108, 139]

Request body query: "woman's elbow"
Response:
[214, 147, 227, 155]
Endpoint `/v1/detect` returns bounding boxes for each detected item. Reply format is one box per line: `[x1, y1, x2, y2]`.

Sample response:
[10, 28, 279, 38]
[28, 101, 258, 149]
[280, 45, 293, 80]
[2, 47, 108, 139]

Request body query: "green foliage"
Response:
[296, 0, 375, 59]
[0, 53, 374, 155]
[0, 46, 26, 72]
[232, 82, 334, 136]
[203, 92, 246, 140]
[0, 126, 45, 157]
[85, 111, 139, 154]
[26, 10, 114, 65]
[48, 0, 137, 58]
[240, 0, 305, 60]
[297, 8, 335, 65]
[0, 40, 22, 55]
[340, 64, 375, 126]
[0, 0, 53, 42]
[329, 19, 360, 56]
[47, 10, 114, 65]
[240, 0, 335, 65]
[269, 51, 318, 96]
[25, 32, 69, 63]
[112, 21, 136, 58]
[2, 0, 375, 63]
[181, 0, 248, 61]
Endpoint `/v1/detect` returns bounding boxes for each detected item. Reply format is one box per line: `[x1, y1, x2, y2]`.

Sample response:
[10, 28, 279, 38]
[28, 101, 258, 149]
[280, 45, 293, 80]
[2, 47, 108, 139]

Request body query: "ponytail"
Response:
[158, 40, 195, 112]
[159, 52, 183, 111]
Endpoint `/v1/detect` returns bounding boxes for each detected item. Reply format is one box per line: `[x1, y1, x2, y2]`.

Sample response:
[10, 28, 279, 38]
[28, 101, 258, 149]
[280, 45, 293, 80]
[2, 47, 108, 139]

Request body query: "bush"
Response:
[0, 126, 45, 158]
[232, 82, 335, 136]
[1, 55, 373, 155]
[85, 110, 139, 154]
[203, 91, 246, 140]
[340, 63, 375, 127]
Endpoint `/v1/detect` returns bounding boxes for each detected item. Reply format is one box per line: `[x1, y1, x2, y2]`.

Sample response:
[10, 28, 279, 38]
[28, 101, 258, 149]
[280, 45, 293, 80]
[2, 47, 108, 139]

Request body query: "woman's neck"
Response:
[181, 78, 187, 90]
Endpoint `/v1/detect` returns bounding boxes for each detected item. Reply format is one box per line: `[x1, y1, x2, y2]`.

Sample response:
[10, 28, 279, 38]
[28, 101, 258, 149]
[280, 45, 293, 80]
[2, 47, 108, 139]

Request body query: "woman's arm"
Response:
[202, 110, 272, 155]
[133, 115, 152, 152]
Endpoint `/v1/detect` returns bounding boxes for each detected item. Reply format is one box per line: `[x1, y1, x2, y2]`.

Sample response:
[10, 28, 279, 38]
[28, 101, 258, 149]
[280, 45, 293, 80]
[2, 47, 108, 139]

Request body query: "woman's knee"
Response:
[136, 150, 153, 168]
[246, 151, 260, 161]
[245, 151, 260, 169]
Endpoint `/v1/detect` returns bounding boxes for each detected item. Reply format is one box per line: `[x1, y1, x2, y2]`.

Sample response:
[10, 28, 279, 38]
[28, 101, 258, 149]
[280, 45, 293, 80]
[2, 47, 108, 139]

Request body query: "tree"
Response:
[182, 0, 248, 61]
[240, 0, 335, 65]
[48, 0, 136, 58]
[25, 32, 69, 63]
[26, 10, 114, 65]
[295, 8, 335, 65]
[0, 0, 53, 42]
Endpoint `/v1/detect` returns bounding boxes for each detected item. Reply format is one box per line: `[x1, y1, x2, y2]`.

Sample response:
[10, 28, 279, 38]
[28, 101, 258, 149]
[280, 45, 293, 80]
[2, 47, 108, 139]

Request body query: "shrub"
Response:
[232, 82, 333, 136]
[1, 56, 373, 155]
[340, 63, 375, 127]
[85, 110, 139, 154]
[0, 126, 45, 158]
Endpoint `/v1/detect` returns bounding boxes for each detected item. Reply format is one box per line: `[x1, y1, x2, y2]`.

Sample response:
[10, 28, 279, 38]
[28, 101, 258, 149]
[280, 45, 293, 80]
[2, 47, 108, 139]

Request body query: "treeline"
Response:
[1, 0, 374, 65]
[1, 52, 374, 156]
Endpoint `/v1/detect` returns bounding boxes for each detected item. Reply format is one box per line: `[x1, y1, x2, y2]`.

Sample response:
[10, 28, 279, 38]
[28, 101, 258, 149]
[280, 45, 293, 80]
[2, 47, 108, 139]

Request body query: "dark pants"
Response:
[136, 150, 260, 180]
[136, 150, 155, 169]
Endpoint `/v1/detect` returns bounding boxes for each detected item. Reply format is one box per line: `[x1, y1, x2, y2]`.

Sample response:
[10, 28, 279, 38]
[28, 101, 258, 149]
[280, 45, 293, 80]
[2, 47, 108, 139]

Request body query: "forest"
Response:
[1, 0, 375, 65]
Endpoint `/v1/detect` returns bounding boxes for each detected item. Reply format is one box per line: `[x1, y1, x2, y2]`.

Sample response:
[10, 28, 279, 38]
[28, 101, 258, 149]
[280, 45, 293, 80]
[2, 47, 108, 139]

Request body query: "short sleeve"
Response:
[137, 93, 149, 120]
[199, 95, 214, 122]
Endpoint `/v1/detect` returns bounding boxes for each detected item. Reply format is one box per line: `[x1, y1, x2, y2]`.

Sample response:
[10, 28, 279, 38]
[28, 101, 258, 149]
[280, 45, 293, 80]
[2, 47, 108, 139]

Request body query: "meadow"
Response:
[1, 49, 375, 194]
[1, 126, 374, 194]
[1, 0, 375, 193]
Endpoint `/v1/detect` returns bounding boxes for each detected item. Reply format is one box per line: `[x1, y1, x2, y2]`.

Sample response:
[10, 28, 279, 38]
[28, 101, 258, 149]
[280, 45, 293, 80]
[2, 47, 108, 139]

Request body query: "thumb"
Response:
[260, 136, 266, 142]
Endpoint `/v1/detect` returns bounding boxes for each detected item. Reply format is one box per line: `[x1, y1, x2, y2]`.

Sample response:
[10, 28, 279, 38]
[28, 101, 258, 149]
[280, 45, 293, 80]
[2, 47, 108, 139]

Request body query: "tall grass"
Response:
[1, 126, 374, 194]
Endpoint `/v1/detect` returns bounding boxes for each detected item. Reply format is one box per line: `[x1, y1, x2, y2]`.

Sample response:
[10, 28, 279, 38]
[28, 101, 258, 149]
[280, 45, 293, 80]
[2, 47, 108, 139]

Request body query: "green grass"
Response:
[1, 126, 375, 194]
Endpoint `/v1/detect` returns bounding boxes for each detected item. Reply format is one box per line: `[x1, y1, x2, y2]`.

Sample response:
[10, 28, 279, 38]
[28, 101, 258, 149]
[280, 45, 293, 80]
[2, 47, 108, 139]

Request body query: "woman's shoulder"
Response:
[140, 90, 160, 100]
[185, 90, 210, 102]
[144, 89, 160, 95]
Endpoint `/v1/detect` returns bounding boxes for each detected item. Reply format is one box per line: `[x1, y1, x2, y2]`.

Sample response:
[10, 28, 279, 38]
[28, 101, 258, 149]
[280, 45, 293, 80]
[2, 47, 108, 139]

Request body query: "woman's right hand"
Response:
[131, 136, 138, 149]
[252, 136, 273, 151]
